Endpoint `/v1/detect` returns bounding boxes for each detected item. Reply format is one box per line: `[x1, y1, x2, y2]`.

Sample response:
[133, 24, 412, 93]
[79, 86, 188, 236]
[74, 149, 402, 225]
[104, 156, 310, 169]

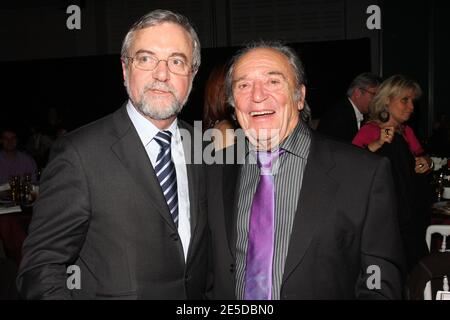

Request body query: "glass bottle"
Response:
[442, 160, 450, 200]
[9, 175, 20, 205]
[21, 173, 33, 204]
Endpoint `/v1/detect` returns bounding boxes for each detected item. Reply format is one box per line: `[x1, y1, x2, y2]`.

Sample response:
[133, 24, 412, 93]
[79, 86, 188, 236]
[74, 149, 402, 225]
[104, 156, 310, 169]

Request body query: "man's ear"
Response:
[121, 59, 128, 86]
[357, 87, 366, 99]
[297, 85, 306, 111]
[191, 66, 198, 78]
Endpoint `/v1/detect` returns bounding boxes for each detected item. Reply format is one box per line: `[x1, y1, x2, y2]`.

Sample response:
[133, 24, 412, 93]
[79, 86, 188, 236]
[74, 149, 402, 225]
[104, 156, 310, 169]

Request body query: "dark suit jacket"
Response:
[206, 130, 405, 299]
[317, 98, 360, 143]
[17, 105, 209, 299]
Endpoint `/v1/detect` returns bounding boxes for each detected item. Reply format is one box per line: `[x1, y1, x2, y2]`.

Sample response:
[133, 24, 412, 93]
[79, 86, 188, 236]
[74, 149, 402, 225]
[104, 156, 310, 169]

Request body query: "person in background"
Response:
[0, 128, 38, 184]
[46, 107, 67, 138]
[203, 63, 238, 150]
[353, 74, 433, 272]
[206, 41, 404, 300]
[317, 72, 382, 142]
[25, 124, 54, 171]
[17, 9, 209, 299]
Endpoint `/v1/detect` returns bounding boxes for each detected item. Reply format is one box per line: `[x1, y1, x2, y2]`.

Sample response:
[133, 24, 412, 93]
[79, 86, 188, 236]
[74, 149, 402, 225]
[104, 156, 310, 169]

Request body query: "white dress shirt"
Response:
[126, 101, 191, 261]
[348, 97, 364, 129]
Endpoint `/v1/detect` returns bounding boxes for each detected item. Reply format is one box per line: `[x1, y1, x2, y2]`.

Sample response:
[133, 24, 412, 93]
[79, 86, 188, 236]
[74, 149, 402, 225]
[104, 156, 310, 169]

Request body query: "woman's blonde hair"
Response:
[368, 74, 422, 122]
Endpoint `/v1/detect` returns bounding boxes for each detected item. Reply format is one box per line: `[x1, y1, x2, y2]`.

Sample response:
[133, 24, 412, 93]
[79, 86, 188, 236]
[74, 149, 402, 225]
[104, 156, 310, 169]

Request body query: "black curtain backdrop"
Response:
[1, 38, 370, 140]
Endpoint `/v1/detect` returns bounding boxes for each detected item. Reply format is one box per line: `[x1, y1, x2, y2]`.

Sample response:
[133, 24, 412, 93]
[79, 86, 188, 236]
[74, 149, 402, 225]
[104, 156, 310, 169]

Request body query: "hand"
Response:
[379, 126, 395, 145]
[368, 126, 395, 152]
[415, 156, 432, 174]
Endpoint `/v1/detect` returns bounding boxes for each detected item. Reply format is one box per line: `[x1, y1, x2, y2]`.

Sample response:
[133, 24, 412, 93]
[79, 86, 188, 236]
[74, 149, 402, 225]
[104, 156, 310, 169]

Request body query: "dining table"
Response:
[430, 200, 450, 225]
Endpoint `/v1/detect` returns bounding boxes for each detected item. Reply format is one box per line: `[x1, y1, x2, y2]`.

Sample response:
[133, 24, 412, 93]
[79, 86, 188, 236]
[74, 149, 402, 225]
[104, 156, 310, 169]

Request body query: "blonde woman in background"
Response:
[353, 74, 433, 272]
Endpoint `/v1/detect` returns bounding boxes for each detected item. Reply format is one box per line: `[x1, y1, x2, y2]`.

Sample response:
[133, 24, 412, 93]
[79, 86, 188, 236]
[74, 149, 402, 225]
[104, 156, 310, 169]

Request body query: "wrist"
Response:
[429, 159, 435, 170]
[368, 140, 382, 152]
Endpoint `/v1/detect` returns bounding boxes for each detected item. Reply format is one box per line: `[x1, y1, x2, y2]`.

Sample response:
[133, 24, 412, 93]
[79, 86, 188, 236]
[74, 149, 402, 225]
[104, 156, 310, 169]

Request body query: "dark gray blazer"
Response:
[317, 98, 360, 143]
[206, 130, 405, 299]
[17, 105, 209, 299]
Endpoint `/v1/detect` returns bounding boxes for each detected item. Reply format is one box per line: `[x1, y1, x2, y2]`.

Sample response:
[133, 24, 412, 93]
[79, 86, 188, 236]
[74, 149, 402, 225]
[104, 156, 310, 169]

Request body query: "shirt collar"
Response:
[279, 120, 311, 159]
[126, 100, 178, 147]
[244, 120, 311, 161]
[348, 97, 364, 122]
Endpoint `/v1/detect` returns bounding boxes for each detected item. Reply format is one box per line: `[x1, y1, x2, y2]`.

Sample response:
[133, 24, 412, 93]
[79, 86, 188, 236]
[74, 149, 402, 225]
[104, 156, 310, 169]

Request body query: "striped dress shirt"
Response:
[235, 121, 311, 300]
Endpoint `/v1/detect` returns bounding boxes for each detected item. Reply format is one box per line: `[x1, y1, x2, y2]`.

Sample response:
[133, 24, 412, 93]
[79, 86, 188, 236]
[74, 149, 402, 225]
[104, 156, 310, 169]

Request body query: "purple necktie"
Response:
[244, 149, 283, 300]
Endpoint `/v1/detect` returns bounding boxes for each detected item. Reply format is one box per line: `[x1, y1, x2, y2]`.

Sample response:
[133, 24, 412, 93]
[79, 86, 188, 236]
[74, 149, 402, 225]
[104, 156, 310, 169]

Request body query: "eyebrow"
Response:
[134, 49, 154, 56]
[267, 71, 287, 79]
[233, 71, 287, 83]
[134, 49, 189, 62]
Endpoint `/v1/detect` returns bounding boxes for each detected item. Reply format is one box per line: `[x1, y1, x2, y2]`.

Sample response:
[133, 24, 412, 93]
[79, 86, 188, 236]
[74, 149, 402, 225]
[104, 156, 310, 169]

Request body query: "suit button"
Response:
[170, 234, 179, 241]
[229, 263, 234, 273]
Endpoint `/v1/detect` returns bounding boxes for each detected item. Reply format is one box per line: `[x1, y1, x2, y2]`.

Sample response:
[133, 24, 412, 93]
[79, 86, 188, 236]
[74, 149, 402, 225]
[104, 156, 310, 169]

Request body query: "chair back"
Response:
[424, 225, 450, 299]
[426, 225, 450, 252]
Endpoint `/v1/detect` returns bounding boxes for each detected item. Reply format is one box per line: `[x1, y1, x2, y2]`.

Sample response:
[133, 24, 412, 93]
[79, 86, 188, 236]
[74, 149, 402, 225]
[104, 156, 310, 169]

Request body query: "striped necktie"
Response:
[154, 131, 179, 227]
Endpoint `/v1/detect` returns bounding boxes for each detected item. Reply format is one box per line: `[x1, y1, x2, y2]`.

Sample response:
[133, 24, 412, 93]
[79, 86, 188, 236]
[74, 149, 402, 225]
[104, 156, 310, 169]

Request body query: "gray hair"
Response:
[346, 72, 382, 97]
[301, 100, 312, 124]
[225, 41, 306, 107]
[121, 9, 201, 73]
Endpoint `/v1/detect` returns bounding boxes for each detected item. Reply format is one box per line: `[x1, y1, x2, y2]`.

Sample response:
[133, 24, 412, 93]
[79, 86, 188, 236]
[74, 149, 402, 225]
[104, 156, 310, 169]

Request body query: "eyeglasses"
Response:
[360, 88, 377, 96]
[126, 53, 192, 76]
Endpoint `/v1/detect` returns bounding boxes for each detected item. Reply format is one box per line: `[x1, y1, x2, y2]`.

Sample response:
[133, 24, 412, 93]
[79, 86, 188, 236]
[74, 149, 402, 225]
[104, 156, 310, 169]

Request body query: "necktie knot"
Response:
[154, 131, 172, 149]
[256, 149, 283, 175]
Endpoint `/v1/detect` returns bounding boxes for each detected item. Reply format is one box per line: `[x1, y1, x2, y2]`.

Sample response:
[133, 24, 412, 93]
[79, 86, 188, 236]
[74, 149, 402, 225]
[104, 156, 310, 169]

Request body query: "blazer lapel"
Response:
[177, 120, 202, 262]
[223, 159, 241, 259]
[346, 99, 359, 134]
[282, 134, 339, 283]
[110, 106, 177, 231]
[178, 121, 198, 233]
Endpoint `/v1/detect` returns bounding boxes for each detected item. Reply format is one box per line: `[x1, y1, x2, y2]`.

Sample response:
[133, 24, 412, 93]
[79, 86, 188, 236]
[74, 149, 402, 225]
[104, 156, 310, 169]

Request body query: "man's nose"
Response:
[251, 81, 267, 102]
[152, 60, 170, 82]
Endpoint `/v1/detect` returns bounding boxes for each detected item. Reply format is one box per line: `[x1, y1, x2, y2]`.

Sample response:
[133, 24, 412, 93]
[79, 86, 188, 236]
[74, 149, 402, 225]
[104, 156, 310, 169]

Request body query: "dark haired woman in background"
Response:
[203, 64, 238, 150]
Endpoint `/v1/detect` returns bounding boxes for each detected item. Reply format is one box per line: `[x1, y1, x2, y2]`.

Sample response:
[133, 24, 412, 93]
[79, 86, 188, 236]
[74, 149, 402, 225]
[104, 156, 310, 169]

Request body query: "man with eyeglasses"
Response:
[17, 9, 209, 299]
[318, 72, 382, 143]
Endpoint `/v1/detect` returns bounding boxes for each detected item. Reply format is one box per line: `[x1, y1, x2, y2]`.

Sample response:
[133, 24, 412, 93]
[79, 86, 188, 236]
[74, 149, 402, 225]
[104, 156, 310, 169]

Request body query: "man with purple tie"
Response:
[206, 41, 405, 299]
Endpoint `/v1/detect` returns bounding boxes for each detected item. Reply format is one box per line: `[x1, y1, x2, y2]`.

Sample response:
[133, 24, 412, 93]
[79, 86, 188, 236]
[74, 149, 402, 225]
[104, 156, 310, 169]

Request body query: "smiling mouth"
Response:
[150, 89, 170, 94]
[250, 110, 275, 117]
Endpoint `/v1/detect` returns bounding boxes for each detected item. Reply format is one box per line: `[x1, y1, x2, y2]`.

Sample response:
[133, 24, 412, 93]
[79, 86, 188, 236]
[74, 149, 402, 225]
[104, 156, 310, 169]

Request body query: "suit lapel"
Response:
[177, 120, 202, 262]
[223, 159, 241, 259]
[282, 133, 339, 283]
[110, 106, 177, 231]
[178, 121, 197, 233]
[346, 99, 359, 134]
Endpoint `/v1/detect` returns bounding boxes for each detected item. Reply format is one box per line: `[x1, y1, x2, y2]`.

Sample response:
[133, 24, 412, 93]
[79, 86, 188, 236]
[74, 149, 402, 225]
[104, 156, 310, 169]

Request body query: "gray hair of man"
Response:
[121, 9, 201, 74]
[301, 100, 312, 124]
[346, 72, 382, 97]
[225, 41, 306, 108]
